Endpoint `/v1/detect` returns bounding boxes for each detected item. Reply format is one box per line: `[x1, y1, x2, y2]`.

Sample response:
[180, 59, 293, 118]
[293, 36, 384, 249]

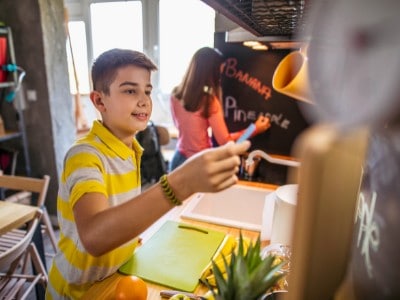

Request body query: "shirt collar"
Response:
[90, 120, 143, 160]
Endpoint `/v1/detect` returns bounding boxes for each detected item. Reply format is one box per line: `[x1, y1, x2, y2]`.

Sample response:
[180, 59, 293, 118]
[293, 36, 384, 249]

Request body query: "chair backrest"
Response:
[0, 212, 41, 270]
[136, 121, 169, 184]
[0, 174, 50, 207]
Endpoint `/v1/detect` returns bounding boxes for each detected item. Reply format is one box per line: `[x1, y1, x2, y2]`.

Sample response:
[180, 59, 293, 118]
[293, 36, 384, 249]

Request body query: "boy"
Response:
[46, 48, 250, 299]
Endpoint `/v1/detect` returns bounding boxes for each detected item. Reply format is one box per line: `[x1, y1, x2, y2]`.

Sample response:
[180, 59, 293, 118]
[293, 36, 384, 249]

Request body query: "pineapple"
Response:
[202, 233, 286, 300]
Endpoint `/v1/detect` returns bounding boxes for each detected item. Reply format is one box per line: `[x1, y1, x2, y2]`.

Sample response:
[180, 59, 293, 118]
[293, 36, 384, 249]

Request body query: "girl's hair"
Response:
[91, 48, 157, 94]
[172, 47, 224, 118]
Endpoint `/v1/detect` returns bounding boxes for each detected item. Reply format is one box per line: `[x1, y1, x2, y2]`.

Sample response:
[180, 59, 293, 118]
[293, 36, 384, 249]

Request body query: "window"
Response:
[159, 0, 215, 94]
[66, 1, 144, 95]
[66, 21, 90, 94]
[90, 1, 143, 58]
[64, 0, 215, 127]
[154, 0, 215, 125]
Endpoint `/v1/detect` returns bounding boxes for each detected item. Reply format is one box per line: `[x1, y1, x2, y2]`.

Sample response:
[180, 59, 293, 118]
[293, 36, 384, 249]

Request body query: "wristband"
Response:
[159, 174, 182, 206]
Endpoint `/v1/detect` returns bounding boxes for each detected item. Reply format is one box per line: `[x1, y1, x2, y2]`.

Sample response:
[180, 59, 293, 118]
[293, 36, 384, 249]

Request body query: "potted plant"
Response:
[202, 233, 286, 300]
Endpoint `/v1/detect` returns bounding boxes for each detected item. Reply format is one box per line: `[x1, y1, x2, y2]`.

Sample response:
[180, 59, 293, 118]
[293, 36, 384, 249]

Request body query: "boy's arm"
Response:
[73, 141, 250, 256]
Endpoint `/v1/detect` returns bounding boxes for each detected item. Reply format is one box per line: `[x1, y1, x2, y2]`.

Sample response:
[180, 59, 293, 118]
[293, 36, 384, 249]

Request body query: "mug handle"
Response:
[261, 191, 277, 241]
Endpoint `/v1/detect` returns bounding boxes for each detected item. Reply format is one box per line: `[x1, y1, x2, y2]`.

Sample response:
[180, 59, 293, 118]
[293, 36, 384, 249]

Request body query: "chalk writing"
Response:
[268, 113, 290, 129]
[223, 57, 272, 100]
[224, 96, 291, 129]
[356, 191, 380, 278]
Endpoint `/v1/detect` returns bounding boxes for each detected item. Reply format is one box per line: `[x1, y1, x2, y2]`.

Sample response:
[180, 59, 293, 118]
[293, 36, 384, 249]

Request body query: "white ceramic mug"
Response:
[261, 184, 298, 245]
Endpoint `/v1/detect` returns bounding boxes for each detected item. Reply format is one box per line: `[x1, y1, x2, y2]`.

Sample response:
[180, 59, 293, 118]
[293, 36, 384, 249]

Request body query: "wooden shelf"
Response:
[0, 131, 22, 142]
[0, 27, 30, 175]
[0, 82, 15, 88]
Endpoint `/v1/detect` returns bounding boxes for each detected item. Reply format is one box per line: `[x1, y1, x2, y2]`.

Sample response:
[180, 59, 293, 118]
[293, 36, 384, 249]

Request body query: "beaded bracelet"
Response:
[159, 174, 182, 206]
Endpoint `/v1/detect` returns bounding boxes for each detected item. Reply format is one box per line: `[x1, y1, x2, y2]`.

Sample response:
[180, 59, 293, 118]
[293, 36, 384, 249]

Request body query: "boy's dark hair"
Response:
[91, 48, 157, 94]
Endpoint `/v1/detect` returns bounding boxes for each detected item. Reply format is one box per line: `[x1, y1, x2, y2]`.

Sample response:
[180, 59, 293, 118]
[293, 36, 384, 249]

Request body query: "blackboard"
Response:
[215, 34, 312, 157]
[347, 126, 400, 299]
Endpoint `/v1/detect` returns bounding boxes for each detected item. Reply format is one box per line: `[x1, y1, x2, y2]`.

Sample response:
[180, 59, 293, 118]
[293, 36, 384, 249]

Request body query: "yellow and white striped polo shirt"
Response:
[46, 120, 143, 300]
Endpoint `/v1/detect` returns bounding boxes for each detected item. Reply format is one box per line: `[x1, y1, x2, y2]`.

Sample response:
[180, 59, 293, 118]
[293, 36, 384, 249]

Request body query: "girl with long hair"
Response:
[169, 47, 270, 171]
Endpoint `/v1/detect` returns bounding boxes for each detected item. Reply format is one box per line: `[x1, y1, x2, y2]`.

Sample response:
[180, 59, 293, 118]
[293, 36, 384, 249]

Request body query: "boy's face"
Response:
[91, 65, 153, 143]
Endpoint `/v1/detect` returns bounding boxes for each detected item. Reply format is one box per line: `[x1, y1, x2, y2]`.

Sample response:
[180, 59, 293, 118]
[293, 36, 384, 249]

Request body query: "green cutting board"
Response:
[119, 220, 225, 292]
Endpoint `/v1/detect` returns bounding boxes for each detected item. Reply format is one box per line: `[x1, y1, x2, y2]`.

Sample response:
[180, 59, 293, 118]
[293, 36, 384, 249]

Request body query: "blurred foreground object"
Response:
[283, 0, 400, 299]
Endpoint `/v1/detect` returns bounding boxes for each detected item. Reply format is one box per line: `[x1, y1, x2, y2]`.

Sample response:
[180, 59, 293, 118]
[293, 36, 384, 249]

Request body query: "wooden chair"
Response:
[0, 210, 48, 299]
[0, 174, 57, 257]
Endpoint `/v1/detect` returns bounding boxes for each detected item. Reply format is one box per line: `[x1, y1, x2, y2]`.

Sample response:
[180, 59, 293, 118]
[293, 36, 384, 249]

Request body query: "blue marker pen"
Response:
[236, 123, 256, 143]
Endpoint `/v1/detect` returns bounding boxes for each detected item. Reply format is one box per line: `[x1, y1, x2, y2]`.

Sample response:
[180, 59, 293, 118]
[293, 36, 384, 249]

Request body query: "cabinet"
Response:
[0, 26, 31, 176]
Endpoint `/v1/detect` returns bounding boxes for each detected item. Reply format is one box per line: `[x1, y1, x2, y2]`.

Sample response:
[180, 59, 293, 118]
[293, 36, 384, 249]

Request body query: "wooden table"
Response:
[0, 200, 40, 235]
[82, 181, 277, 300]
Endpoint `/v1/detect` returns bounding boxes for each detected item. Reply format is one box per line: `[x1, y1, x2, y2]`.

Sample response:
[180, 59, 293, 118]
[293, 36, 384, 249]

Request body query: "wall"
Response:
[0, 0, 76, 216]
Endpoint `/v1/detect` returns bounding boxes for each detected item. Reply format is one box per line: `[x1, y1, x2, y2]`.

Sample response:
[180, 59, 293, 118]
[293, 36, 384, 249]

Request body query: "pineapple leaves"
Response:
[202, 232, 286, 300]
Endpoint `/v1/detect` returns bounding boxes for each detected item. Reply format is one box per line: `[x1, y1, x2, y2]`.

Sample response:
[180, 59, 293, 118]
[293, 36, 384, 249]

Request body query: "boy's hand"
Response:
[168, 141, 251, 200]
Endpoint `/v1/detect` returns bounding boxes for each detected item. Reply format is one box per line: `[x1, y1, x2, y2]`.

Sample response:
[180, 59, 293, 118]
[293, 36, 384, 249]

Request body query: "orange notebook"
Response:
[119, 220, 225, 292]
